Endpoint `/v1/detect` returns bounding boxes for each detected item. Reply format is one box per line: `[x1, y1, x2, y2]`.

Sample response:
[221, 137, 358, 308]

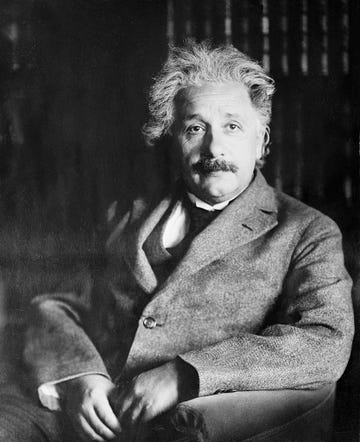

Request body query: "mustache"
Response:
[192, 158, 238, 174]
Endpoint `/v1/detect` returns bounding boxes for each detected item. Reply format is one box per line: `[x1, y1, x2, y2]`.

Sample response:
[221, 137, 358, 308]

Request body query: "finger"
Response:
[66, 408, 96, 442]
[78, 414, 106, 442]
[94, 396, 122, 435]
[86, 405, 118, 440]
[118, 395, 143, 433]
[128, 395, 158, 424]
[116, 391, 134, 421]
[130, 399, 149, 425]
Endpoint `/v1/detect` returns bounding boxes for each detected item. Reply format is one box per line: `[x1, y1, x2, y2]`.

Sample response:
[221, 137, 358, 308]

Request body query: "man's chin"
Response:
[194, 182, 239, 203]
[200, 173, 235, 188]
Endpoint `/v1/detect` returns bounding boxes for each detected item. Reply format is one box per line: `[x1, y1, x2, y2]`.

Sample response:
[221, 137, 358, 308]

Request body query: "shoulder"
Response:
[271, 189, 345, 265]
[274, 189, 341, 236]
[253, 171, 340, 239]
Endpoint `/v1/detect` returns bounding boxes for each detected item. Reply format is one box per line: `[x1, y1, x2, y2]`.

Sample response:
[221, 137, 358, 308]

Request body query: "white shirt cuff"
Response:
[38, 372, 109, 411]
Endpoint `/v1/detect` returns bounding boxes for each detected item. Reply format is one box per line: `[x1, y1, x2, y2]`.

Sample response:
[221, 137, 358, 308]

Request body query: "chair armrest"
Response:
[150, 385, 335, 442]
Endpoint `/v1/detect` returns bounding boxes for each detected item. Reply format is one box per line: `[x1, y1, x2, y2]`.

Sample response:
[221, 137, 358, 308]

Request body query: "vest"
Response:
[143, 195, 220, 286]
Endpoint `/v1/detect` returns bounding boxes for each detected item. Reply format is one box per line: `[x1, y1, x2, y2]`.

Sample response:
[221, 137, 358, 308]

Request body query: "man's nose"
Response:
[202, 129, 225, 157]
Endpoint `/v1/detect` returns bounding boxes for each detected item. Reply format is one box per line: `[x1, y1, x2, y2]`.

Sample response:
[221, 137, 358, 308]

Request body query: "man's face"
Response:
[172, 82, 264, 204]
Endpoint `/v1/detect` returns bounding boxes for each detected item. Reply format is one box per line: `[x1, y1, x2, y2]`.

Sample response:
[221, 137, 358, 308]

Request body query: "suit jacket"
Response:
[24, 171, 354, 397]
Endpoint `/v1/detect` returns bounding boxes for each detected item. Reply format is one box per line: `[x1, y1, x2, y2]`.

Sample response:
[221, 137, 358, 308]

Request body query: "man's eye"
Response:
[187, 125, 204, 134]
[228, 123, 240, 131]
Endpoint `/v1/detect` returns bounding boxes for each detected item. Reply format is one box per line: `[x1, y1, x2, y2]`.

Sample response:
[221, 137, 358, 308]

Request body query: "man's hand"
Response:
[113, 358, 198, 437]
[57, 374, 121, 441]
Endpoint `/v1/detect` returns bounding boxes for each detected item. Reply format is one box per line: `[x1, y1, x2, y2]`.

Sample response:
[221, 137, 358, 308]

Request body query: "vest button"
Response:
[143, 317, 157, 329]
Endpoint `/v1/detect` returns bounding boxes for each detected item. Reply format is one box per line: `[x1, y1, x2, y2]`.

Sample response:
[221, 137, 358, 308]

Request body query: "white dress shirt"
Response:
[163, 191, 237, 248]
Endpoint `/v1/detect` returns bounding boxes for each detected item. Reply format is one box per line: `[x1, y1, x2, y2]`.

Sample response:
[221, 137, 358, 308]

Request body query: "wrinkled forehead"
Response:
[173, 81, 258, 122]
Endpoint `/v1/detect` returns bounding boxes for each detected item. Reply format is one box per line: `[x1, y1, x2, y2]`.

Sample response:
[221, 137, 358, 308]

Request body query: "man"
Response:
[1, 41, 354, 441]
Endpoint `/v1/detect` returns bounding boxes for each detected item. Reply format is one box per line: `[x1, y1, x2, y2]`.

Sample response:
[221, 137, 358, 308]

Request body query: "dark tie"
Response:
[183, 195, 221, 236]
[167, 196, 220, 260]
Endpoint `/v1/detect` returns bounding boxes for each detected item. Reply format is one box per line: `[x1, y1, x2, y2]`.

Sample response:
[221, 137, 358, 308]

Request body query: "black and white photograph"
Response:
[0, 1, 359, 441]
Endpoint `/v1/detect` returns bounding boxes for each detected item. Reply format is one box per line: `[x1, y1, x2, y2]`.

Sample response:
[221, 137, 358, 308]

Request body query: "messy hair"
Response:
[142, 40, 275, 147]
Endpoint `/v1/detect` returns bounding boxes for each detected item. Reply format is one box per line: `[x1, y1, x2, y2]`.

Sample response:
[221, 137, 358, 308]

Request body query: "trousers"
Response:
[0, 383, 335, 442]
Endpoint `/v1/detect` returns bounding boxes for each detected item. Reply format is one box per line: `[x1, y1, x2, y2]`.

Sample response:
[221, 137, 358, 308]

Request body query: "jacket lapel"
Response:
[120, 195, 173, 294]
[160, 171, 279, 289]
[118, 171, 278, 295]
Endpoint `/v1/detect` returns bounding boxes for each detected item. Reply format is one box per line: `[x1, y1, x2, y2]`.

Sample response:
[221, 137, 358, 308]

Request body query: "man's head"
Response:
[142, 41, 275, 204]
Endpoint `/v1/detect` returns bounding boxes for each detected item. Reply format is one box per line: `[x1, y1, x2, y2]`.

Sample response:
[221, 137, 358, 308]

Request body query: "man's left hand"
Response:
[112, 358, 198, 436]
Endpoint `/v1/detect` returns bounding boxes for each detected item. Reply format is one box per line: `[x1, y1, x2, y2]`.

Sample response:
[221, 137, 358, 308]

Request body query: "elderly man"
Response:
[0, 41, 354, 441]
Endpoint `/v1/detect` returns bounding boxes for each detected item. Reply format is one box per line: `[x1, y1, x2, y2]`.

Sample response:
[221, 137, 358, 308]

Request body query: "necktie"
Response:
[183, 196, 220, 236]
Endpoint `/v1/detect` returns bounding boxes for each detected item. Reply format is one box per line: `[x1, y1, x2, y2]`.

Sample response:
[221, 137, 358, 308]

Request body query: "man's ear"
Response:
[256, 125, 270, 160]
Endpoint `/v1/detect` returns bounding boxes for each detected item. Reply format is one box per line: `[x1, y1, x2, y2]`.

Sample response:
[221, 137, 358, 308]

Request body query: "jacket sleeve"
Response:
[23, 210, 131, 389]
[23, 290, 110, 388]
[179, 216, 354, 397]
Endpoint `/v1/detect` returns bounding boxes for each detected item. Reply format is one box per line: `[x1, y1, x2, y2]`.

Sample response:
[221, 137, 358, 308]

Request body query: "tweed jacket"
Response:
[24, 171, 354, 397]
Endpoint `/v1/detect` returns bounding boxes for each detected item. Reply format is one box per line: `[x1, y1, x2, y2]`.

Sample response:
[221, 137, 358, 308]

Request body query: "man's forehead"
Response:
[174, 82, 253, 118]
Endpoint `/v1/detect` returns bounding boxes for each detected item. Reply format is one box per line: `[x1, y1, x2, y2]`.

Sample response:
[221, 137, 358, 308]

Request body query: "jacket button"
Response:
[143, 317, 156, 329]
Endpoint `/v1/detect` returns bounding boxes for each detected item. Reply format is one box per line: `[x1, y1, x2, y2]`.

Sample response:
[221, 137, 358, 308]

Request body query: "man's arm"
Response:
[23, 208, 132, 390]
[179, 215, 354, 396]
[24, 292, 109, 385]
[23, 211, 354, 433]
[111, 214, 353, 429]
[24, 289, 197, 438]
[24, 291, 122, 441]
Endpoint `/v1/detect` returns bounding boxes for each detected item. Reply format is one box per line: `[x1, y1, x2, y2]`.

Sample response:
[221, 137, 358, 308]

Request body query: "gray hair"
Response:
[142, 40, 275, 147]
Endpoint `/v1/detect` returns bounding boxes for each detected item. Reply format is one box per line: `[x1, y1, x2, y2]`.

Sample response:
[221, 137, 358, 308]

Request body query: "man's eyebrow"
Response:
[182, 113, 202, 121]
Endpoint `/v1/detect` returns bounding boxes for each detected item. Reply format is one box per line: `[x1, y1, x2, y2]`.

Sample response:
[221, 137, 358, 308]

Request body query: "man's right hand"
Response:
[57, 374, 121, 441]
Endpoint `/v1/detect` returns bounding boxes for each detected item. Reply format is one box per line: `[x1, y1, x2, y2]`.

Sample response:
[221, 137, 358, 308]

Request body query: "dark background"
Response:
[0, 0, 359, 386]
